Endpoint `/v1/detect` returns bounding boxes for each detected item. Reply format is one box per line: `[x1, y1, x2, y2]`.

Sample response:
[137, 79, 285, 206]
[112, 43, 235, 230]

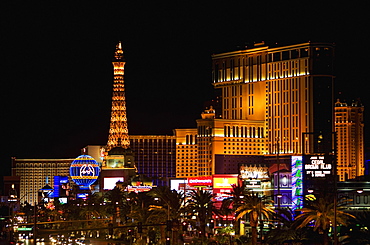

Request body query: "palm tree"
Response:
[234, 192, 275, 245]
[187, 190, 218, 238]
[147, 186, 185, 222]
[341, 211, 370, 244]
[104, 186, 127, 224]
[265, 208, 314, 245]
[148, 186, 186, 245]
[293, 195, 355, 245]
[221, 183, 247, 235]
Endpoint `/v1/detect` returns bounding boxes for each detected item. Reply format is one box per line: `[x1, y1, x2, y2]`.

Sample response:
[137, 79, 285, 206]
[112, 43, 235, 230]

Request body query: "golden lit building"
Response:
[175, 128, 198, 177]
[212, 42, 334, 156]
[175, 42, 335, 176]
[195, 107, 266, 176]
[335, 99, 365, 181]
[175, 106, 266, 177]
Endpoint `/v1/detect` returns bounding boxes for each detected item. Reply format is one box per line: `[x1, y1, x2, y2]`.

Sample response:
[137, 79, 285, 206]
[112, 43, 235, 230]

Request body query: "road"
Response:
[5, 238, 119, 245]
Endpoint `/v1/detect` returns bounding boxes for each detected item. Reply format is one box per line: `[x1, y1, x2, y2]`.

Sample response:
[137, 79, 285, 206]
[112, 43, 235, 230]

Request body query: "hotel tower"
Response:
[176, 42, 335, 177]
[335, 99, 365, 181]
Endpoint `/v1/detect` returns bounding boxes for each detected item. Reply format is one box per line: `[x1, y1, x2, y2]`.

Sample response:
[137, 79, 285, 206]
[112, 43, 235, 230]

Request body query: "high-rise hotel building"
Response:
[177, 42, 335, 177]
[130, 135, 176, 185]
[335, 99, 365, 181]
[11, 158, 73, 205]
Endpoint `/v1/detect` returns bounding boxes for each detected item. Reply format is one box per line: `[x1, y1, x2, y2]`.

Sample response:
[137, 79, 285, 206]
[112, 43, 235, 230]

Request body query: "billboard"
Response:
[239, 164, 269, 180]
[188, 176, 212, 187]
[53, 176, 69, 198]
[103, 177, 124, 190]
[213, 175, 238, 189]
[304, 155, 333, 178]
[291, 156, 303, 210]
[213, 174, 238, 202]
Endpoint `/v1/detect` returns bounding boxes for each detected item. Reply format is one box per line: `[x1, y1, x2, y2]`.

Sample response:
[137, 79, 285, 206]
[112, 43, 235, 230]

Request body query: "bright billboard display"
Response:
[188, 176, 212, 187]
[103, 177, 124, 190]
[213, 174, 238, 202]
[304, 155, 333, 178]
[212, 175, 238, 189]
[53, 176, 69, 198]
[291, 156, 303, 210]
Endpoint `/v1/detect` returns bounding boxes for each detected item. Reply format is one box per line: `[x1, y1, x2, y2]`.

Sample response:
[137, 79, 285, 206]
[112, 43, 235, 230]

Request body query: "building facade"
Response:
[212, 42, 334, 156]
[335, 99, 365, 181]
[130, 135, 176, 186]
[83, 134, 177, 186]
[11, 158, 73, 205]
[175, 129, 198, 178]
[181, 42, 335, 176]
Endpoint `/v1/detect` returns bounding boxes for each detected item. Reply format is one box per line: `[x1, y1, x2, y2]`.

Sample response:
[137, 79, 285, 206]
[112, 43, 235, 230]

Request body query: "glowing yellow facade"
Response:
[175, 128, 198, 177]
[106, 42, 130, 151]
[335, 99, 365, 181]
[212, 42, 334, 156]
[175, 107, 266, 177]
[176, 42, 335, 177]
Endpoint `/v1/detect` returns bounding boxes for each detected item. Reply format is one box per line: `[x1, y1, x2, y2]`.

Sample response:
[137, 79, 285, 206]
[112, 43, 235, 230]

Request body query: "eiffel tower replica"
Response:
[100, 42, 136, 191]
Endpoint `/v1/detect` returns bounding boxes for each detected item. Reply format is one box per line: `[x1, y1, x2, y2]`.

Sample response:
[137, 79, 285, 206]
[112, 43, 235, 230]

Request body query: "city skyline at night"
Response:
[2, 2, 369, 177]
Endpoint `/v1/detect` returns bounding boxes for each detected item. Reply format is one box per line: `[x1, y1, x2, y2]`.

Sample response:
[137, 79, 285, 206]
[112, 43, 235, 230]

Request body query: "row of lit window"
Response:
[177, 144, 197, 148]
[224, 151, 262, 155]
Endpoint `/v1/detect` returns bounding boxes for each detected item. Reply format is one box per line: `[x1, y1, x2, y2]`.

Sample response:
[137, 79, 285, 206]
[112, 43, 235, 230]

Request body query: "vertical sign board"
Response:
[54, 176, 69, 198]
[291, 156, 303, 210]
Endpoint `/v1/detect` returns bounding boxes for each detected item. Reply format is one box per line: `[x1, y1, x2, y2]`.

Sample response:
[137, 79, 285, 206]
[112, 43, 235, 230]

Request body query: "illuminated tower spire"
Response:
[106, 41, 130, 151]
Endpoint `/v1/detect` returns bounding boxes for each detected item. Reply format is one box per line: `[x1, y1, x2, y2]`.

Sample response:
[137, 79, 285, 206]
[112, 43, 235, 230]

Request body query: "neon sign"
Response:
[291, 156, 303, 210]
[188, 176, 212, 186]
[70, 155, 100, 190]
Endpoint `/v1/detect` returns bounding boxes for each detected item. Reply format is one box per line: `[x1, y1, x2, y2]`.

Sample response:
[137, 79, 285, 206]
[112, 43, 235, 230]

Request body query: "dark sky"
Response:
[1, 2, 369, 176]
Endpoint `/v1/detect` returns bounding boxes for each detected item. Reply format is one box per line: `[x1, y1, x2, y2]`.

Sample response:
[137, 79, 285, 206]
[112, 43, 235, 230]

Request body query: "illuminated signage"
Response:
[54, 176, 69, 198]
[304, 155, 332, 178]
[240, 165, 269, 179]
[213, 175, 238, 189]
[170, 179, 188, 191]
[126, 186, 152, 193]
[77, 193, 89, 199]
[103, 177, 124, 190]
[17, 227, 32, 231]
[70, 155, 100, 190]
[245, 180, 261, 188]
[188, 176, 212, 186]
[291, 156, 303, 210]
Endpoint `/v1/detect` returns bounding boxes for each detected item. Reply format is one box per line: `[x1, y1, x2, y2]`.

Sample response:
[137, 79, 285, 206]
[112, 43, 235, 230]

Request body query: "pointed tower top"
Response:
[106, 42, 130, 151]
[114, 41, 124, 61]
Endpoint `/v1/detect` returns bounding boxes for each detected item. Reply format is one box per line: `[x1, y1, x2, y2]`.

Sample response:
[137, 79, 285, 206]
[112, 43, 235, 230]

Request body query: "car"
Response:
[80, 239, 91, 245]
[36, 237, 45, 242]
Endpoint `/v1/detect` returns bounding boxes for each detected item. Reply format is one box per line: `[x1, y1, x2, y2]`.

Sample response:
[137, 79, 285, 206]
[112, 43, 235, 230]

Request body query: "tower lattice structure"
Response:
[106, 42, 130, 151]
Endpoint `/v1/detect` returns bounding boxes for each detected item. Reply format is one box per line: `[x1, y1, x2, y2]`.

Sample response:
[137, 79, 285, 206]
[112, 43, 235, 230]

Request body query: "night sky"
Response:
[1, 2, 369, 176]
